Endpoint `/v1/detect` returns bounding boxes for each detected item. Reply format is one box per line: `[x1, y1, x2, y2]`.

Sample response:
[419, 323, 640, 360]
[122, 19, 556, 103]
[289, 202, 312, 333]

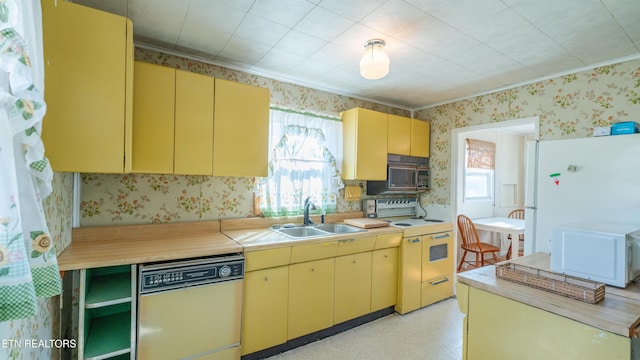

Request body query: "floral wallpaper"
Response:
[10, 47, 640, 360]
[416, 59, 640, 206]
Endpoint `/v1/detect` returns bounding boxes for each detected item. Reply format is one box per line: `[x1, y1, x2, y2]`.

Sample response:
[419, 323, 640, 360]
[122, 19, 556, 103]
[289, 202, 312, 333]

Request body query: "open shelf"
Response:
[85, 271, 132, 308]
[84, 310, 132, 360]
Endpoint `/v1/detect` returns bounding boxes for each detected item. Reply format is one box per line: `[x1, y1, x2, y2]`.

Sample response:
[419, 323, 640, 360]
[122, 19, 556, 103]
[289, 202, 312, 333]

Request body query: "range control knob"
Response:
[219, 265, 232, 277]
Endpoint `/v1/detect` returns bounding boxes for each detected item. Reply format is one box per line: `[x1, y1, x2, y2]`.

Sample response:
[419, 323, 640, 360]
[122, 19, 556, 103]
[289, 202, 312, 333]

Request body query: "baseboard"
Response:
[241, 306, 395, 360]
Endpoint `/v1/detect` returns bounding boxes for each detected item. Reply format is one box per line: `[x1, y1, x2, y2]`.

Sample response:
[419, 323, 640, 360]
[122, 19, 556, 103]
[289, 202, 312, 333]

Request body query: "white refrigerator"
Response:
[524, 133, 640, 254]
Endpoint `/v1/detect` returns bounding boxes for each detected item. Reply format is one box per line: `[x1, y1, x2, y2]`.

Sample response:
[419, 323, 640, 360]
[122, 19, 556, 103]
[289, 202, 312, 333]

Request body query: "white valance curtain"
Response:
[0, 0, 61, 322]
[256, 109, 344, 217]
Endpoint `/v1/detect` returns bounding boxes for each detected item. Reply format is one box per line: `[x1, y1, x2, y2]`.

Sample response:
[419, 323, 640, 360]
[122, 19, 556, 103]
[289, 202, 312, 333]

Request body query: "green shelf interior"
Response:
[84, 303, 132, 359]
[85, 266, 132, 307]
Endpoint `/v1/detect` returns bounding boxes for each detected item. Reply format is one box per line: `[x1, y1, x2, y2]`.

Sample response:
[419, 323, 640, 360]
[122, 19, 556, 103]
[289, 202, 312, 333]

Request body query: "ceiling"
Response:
[71, 0, 640, 110]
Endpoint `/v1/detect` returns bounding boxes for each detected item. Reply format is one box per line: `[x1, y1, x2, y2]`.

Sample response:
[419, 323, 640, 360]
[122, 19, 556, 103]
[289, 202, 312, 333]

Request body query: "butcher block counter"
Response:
[57, 213, 402, 269]
[57, 221, 241, 271]
[457, 253, 640, 360]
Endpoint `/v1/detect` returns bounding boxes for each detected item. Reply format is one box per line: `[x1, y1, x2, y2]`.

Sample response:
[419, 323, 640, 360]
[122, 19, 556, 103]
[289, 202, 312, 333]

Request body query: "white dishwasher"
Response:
[137, 254, 244, 360]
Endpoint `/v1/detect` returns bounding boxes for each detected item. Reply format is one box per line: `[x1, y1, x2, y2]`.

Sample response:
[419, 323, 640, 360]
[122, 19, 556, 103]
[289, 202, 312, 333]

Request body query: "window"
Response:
[255, 109, 344, 217]
[464, 139, 495, 201]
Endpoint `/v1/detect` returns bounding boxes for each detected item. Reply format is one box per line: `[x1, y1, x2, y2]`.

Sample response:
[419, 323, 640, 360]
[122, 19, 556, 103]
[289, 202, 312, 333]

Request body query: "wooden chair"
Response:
[457, 214, 500, 271]
[505, 209, 525, 260]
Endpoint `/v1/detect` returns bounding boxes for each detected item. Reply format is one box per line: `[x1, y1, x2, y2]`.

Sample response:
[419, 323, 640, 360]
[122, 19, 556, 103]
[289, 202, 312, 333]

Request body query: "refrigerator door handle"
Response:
[524, 140, 539, 209]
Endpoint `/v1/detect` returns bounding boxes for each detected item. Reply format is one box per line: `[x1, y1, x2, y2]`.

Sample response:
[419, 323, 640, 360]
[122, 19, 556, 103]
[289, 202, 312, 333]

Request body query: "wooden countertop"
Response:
[457, 253, 640, 337]
[57, 214, 448, 270]
[57, 221, 241, 271]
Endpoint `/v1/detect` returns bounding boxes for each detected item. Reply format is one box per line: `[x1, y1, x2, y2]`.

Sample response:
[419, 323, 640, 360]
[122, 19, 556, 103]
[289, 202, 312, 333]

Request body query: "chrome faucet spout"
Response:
[303, 196, 316, 226]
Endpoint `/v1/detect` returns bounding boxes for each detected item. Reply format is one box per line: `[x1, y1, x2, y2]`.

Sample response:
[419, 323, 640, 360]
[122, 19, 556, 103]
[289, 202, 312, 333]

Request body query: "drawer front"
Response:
[290, 241, 338, 263]
[421, 274, 453, 307]
[374, 233, 402, 249]
[422, 231, 454, 281]
[245, 247, 291, 271]
[336, 236, 376, 256]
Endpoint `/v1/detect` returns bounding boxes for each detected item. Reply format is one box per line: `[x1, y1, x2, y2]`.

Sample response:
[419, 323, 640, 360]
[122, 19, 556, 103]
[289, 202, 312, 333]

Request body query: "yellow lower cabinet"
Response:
[456, 283, 470, 360]
[336, 236, 375, 256]
[241, 266, 288, 355]
[420, 274, 453, 307]
[371, 247, 398, 311]
[334, 252, 372, 324]
[288, 258, 334, 340]
[466, 287, 631, 360]
[395, 236, 422, 314]
[374, 233, 402, 250]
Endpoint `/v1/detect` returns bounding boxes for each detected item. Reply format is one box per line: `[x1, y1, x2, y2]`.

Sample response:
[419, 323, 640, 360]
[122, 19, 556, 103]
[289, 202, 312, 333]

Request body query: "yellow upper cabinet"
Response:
[387, 114, 411, 155]
[174, 70, 215, 175]
[411, 119, 430, 157]
[387, 114, 430, 157]
[341, 108, 388, 180]
[213, 79, 270, 177]
[41, 0, 133, 173]
[132, 62, 176, 174]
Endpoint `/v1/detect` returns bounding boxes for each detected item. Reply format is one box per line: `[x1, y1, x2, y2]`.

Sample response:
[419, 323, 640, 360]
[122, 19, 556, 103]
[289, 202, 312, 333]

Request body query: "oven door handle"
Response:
[430, 277, 450, 286]
[433, 233, 451, 240]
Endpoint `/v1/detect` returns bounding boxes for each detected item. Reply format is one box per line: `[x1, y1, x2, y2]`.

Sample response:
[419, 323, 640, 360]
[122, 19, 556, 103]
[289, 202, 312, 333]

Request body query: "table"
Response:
[472, 216, 525, 259]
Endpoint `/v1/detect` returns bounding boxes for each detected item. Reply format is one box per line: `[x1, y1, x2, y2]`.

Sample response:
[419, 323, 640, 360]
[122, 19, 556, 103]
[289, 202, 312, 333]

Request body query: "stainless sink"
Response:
[274, 227, 328, 238]
[313, 223, 365, 234]
[273, 223, 366, 238]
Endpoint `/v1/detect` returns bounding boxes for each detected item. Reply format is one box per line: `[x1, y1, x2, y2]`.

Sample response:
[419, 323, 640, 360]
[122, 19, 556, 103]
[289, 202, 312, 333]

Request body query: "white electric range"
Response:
[370, 198, 455, 313]
[364, 198, 446, 230]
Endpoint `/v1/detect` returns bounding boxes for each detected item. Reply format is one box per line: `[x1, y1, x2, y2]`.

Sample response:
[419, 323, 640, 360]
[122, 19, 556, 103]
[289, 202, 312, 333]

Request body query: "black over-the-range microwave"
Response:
[366, 154, 429, 195]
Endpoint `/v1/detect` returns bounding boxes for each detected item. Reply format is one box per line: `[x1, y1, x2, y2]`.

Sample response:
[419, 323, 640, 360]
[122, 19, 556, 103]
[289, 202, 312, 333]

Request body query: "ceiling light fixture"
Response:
[359, 39, 389, 80]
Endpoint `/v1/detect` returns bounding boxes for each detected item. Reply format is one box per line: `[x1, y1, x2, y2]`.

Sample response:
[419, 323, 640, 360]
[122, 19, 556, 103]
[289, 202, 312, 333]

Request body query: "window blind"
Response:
[466, 138, 496, 170]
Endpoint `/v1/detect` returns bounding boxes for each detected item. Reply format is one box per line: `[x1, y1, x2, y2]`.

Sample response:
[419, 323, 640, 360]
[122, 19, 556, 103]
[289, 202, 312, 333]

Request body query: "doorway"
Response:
[451, 117, 538, 266]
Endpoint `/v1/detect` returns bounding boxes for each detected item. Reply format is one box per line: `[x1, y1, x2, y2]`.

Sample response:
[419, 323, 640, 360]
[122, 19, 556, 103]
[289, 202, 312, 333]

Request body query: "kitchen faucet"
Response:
[303, 196, 316, 226]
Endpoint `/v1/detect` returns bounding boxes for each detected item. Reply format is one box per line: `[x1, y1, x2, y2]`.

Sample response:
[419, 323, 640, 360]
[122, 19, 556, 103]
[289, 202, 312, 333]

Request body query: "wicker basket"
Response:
[495, 263, 605, 304]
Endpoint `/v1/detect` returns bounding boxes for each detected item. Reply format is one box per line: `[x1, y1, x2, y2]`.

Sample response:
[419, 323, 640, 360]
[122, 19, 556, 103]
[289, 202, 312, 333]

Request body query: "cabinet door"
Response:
[213, 79, 270, 177]
[371, 247, 398, 311]
[174, 69, 215, 175]
[41, 0, 133, 173]
[242, 266, 288, 355]
[387, 114, 411, 155]
[395, 237, 422, 314]
[422, 231, 453, 281]
[466, 287, 631, 360]
[132, 61, 175, 173]
[334, 252, 372, 324]
[288, 258, 334, 339]
[341, 108, 388, 180]
[411, 119, 430, 157]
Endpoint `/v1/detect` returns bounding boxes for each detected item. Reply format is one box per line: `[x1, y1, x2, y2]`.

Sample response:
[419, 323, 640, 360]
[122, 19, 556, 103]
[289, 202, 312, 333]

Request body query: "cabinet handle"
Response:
[340, 239, 355, 243]
[430, 278, 450, 286]
[409, 238, 421, 243]
[263, 276, 269, 282]
[433, 233, 451, 240]
[352, 260, 357, 264]
[311, 268, 315, 272]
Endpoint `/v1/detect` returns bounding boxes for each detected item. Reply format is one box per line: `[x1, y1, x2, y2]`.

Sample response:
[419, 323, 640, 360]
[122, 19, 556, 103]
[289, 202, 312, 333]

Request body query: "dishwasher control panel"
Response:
[139, 254, 244, 294]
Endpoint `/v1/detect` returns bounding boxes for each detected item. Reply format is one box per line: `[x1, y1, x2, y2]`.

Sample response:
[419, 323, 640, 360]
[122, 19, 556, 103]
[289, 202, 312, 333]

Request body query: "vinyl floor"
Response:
[265, 298, 463, 360]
